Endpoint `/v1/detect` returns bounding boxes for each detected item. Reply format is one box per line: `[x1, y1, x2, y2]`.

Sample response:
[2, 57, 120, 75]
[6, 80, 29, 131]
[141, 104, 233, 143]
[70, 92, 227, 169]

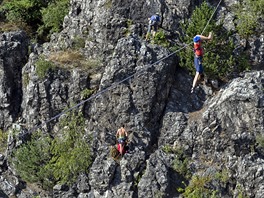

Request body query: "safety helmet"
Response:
[193, 36, 201, 42]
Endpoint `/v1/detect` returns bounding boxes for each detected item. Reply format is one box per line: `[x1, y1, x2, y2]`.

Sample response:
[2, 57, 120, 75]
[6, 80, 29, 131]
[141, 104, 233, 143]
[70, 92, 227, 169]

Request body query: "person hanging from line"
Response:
[191, 32, 213, 93]
[116, 125, 128, 156]
[145, 13, 161, 41]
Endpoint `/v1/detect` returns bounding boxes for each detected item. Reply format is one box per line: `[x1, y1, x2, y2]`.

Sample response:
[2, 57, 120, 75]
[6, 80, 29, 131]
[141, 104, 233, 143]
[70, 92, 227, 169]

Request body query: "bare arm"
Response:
[197, 32, 212, 41]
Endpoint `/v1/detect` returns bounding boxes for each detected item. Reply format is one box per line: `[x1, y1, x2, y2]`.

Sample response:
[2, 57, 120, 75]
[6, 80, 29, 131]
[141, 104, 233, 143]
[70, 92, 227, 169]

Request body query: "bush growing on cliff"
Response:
[46, 111, 92, 184]
[0, 129, 8, 153]
[234, 0, 264, 38]
[35, 57, 55, 79]
[12, 132, 54, 187]
[11, 111, 92, 189]
[38, 0, 69, 39]
[0, 0, 69, 41]
[179, 1, 250, 80]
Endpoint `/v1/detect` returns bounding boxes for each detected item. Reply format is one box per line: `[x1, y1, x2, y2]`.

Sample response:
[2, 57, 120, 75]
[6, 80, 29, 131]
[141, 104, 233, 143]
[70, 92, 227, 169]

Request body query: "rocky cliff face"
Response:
[0, 31, 29, 130]
[0, 0, 263, 197]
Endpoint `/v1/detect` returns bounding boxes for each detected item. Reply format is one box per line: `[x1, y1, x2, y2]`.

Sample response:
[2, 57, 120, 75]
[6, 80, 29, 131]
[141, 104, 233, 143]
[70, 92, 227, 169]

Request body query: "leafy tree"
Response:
[0, 0, 70, 41]
[178, 1, 250, 80]
[12, 132, 54, 188]
[11, 111, 92, 189]
[0, 0, 48, 28]
[38, 0, 69, 39]
[234, 0, 264, 38]
[47, 111, 92, 184]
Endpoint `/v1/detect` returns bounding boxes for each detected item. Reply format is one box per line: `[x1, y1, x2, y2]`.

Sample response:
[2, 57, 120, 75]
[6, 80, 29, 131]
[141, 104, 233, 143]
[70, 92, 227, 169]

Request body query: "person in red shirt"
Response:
[191, 32, 212, 93]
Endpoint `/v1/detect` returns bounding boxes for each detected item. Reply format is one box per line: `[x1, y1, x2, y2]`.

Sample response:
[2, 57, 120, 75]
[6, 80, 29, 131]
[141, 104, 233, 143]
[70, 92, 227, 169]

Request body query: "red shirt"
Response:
[194, 41, 204, 56]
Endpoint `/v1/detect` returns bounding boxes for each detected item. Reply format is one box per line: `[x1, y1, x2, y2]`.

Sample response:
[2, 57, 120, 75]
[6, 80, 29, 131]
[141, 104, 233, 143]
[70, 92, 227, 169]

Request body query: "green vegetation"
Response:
[11, 111, 92, 189]
[104, 0, 112, 9]
[22, 73, 30, 87]
[0, 129, 8, 153]
[162, 144, 175, 154]
[35, 57, 55, 79]
[162, 145, 191, 179]
[215, 168, 229, 184]
[12, 132, 53, 187]
[234, 0, 264, 38]
[153, 30, 169, 47]
[47, 111, 92, 184]
[236, 183, 249, 198]
[38, 0, 69, 39]
[179, 175, 218, 198]
[178, 168, 230, 198]
[179, 1, 250, 80]
[72, 36, 86, 50]
[81, 88, 94, 99]
[0, 0, 69, 41]
[173, 157, 190, 179]
[256, 134, 264, 148]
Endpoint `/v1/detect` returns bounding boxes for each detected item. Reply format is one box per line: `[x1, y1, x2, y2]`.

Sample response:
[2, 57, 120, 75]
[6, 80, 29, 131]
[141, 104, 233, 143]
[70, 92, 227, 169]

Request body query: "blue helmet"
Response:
[193, 36, 201, 42]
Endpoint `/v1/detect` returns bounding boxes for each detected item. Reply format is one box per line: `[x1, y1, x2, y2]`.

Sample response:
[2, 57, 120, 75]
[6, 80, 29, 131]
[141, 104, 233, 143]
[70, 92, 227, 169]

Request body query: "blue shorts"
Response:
[118, 137, 126, 144]
[194, 56, 203, 74]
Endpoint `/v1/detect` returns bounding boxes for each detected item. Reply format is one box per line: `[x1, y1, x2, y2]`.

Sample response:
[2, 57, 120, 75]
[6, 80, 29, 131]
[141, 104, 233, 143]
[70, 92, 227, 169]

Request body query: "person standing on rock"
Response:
[145, 13, 161, 41]
[116, 125, 128, 156]
[191, 32, 213, 93]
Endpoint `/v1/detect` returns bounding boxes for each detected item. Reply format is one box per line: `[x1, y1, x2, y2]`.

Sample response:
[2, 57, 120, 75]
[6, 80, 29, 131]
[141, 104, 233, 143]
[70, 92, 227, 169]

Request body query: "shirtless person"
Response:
[116, 125, 128, 156]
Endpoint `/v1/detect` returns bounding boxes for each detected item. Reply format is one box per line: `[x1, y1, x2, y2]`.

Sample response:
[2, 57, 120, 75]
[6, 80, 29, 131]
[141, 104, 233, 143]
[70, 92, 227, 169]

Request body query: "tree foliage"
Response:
[12, 132, 53, 186]
[234, 0, 264, 38]
[47, 111, 92, 184]
[0, 0, 48, 28]
[0, 0, 69, 40]
[11, 111, 92, 189]
[38, 0, 69, 38]
[179, 1, 250, 80]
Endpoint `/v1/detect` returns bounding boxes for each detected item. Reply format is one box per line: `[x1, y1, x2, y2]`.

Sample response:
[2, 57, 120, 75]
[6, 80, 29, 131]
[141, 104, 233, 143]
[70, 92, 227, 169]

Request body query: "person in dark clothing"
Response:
[146, 13, 161, 41]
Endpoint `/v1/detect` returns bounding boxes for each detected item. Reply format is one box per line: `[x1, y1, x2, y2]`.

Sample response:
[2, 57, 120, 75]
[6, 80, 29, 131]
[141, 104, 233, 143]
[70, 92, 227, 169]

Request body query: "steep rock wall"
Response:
[0, 31, 29, 130]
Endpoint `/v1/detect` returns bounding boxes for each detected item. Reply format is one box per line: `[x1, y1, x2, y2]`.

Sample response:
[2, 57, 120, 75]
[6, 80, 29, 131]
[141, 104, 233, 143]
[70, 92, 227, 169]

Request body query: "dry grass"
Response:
[48, 50, 101, 69]
[0, 21, 33, 36]
[0, 22, 21, 32]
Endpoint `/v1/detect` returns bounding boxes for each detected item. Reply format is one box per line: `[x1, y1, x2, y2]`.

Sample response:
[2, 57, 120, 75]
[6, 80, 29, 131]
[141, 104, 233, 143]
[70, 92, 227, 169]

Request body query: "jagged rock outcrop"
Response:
[0, 31, 29, 130]
[0, 0, 263, 197]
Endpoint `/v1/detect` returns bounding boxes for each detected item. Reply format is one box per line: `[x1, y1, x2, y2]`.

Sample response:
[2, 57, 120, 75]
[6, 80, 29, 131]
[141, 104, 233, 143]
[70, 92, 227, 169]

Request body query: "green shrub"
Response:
[11, 111, 92, 188]
[234, 0, 264, 38]
[153, 30, 170, 47]
[179, 1, 250, 80]
[0, 0, 47, 26]
[72, 36, 86, 49]
[179, 175, 218, 198]
[81, 88, 94, 99]
[0, 129, 8, 153]
[12, 132, 54, 188]
[173, 158, 190, 179]
[22, 73, 30, 87]
[46, 111, 92, 185]
[162, 144, 174, 154]
[35, 57, 55, 79]
[38, 0, 69, 38]
[214, 168, 229, 184]
[1, 0, 69, 41]
[256, 134, 264, 148]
